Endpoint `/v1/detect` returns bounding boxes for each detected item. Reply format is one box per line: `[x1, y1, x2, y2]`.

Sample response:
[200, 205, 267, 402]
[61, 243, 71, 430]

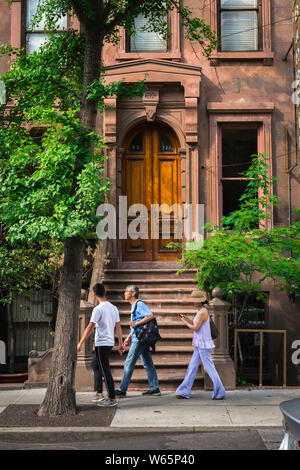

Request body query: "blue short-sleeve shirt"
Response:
[130, 300, 153, 342]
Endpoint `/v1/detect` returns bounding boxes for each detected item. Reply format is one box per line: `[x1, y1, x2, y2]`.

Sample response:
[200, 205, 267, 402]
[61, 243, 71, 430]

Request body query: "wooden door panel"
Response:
[122, 156, 151, 260]
[126, 158, 145, 205]
[153, 156, 181, 260]
[122, 125, 181, 261]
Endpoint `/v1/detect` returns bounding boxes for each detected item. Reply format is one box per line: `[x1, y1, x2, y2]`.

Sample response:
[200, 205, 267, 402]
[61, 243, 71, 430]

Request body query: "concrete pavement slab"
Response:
[221, 389, 300, 405]
[111, 404, 232, 428]
[0, 390, 28, 406]
[12, 389, 47, 405]
[110, 390, 300, 429]
[225, 405, 283, 427]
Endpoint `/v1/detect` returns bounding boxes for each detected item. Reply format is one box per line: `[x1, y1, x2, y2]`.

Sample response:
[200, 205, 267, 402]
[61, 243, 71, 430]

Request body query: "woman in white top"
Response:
[175, 290, 225, 400]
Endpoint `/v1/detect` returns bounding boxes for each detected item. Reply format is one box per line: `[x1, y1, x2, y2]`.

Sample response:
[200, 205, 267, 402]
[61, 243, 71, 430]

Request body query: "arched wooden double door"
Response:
[122, 124, 182, 261]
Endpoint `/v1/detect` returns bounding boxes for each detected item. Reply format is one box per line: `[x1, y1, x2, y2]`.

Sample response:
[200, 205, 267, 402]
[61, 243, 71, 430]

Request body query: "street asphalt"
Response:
[0, 429, 286, 450]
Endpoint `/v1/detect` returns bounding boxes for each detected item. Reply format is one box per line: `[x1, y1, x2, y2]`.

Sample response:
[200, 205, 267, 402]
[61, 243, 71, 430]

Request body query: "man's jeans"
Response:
[119, 340, 159, 392]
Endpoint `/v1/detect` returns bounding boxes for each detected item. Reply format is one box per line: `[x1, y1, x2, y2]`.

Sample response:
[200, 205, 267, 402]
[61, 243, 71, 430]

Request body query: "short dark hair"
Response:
[126, 285, 139, 298]
[93, 283, 105, 298]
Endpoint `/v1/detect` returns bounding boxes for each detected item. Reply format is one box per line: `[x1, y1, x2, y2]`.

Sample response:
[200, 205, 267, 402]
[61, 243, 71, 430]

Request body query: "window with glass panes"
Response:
[219, 0, 261, 51]
[25, 0, 67, 54]
[220, 125, 258, 220]
[127, 13, 167, 52]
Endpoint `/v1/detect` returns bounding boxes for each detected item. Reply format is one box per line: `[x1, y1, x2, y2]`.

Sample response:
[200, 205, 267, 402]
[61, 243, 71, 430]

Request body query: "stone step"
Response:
[115, 332, 193, 340]
[117, 329, 193, 338]
[113, 372, 203, 382]
[117, 308, 197, 314]
[103, 266, 202, 390]
[111, 299, 199, 306]
[105, 282, 196, 290]
[114, 381, 203, 391]
[104, 278, 196, 284]
[110, 357, 196, 367]
[104, 269, 196, 281]
[106, 288, 194, 300]
[111, 367, 198, 378]
[119, 320, 191, 327]
[114, 339, 193, 348]
[112, 345, 195, 354]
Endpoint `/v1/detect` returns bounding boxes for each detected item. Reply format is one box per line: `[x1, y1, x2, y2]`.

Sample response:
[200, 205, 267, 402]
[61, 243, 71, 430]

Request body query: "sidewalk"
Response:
[0, 387, 299, 440]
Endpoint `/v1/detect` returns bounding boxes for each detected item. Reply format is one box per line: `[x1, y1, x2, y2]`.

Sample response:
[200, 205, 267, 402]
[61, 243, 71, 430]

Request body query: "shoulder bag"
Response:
[209, 316, 219, 340]
[132, 300, 161, 351]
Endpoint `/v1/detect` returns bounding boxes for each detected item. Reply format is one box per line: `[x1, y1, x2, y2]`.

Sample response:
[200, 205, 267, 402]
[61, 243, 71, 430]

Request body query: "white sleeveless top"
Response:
[192, 308, 215, 349]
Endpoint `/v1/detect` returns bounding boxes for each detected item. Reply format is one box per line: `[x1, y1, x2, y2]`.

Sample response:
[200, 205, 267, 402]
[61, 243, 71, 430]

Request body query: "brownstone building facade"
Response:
[294, 1, 300, 170]
[0, 1, 299, 387]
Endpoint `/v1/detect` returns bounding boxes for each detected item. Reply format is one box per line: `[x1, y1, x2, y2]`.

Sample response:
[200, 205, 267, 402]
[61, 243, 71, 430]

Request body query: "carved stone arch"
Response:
[117, 114, 148, 148]
[118, 114, 186, 154]
[154, 114, 186, 151]
[117, 116, 188, 217]
[117, 113, 186, 149]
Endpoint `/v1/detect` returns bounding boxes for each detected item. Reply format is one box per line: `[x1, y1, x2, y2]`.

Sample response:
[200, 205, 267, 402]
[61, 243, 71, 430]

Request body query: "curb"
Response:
[0, 425, 283, 442]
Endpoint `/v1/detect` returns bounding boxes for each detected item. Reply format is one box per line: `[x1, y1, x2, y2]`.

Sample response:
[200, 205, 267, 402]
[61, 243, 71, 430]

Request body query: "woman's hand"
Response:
[179, 314, 189, 324]
[179, 314, 186, 321]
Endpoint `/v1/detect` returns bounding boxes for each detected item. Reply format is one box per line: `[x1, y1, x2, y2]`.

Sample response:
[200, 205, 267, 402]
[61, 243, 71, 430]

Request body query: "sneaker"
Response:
[115, 389, 126, 398]
[176, 394, 188, 399]
[92, 393, 105, 402]
[142, 388, 161, 396]
[97, 398, 118, 407]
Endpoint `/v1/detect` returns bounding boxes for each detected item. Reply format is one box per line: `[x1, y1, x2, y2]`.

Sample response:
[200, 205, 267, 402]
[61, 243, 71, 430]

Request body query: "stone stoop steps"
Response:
[104, 267, 204, 391]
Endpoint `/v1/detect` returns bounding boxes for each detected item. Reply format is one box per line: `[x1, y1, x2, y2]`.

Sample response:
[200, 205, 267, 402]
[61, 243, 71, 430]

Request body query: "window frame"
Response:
[22, 0, 69, 53]
[209, 0, 273, 64]
[126, 13, 169, 54]
[116, 9, 181, 60]
[218, 0, 262, 52]
[207, 102, 274, 229]
[218, 123, 260, 222]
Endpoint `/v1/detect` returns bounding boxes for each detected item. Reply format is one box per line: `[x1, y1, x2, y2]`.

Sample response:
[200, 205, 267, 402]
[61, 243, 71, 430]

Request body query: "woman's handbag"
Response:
[133, 301, 161, 351]
[210, 316, 219, 340]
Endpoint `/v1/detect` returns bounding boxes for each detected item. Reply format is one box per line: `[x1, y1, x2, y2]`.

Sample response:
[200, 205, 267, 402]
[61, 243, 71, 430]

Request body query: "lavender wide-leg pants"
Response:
[175, 348, 225, 399]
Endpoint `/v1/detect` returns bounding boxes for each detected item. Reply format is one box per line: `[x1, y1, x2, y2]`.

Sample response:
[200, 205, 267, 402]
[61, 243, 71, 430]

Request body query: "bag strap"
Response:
[132, 300, 140, 325]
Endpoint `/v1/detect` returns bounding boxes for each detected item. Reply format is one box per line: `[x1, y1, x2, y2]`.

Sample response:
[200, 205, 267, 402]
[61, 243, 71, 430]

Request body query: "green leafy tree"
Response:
[0, 238, 64, 304]
[172, 154, 300, 321]
[1, 1, 217, 416]
[0, 234, 64, 373]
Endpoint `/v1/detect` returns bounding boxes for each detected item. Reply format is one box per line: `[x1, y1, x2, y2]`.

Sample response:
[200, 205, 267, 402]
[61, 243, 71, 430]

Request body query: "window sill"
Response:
[209, 51, 274, 66]
[116, 51, 181, 61]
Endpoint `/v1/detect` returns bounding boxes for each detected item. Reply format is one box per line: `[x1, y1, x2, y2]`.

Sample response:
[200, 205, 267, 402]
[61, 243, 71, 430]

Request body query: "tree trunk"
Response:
[38, 238, 84, 416]
[38, 27, 103, 417]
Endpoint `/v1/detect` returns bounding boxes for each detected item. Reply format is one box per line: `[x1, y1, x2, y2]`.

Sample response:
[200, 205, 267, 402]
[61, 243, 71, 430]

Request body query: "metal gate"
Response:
[12, 291, 54, 356]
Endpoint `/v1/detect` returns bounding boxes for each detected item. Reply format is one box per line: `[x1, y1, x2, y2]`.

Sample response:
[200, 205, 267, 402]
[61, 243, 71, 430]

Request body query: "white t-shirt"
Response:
[90, 301, 120, 347]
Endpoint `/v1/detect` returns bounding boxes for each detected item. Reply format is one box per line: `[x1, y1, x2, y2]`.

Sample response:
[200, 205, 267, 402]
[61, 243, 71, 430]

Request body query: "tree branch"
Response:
[100, 0, 147, 38]
[68, 0, 97, 29]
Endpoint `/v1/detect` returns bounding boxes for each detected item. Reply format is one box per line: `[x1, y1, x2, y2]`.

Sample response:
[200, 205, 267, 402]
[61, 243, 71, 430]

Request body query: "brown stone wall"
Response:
[102, 0, 298, 223]
[101, 0, 299, 384]
[294, 0, 300, 203]
[0, 0, 11, 75]
[0, 1, 299, 384]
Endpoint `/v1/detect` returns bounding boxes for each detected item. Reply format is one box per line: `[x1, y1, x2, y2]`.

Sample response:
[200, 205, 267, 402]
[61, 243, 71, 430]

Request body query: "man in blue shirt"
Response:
[115, 285, 161, 397]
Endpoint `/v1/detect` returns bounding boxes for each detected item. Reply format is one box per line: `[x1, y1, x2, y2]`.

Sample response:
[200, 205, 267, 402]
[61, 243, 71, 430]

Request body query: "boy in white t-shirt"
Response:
[77, 283, 124, 407]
